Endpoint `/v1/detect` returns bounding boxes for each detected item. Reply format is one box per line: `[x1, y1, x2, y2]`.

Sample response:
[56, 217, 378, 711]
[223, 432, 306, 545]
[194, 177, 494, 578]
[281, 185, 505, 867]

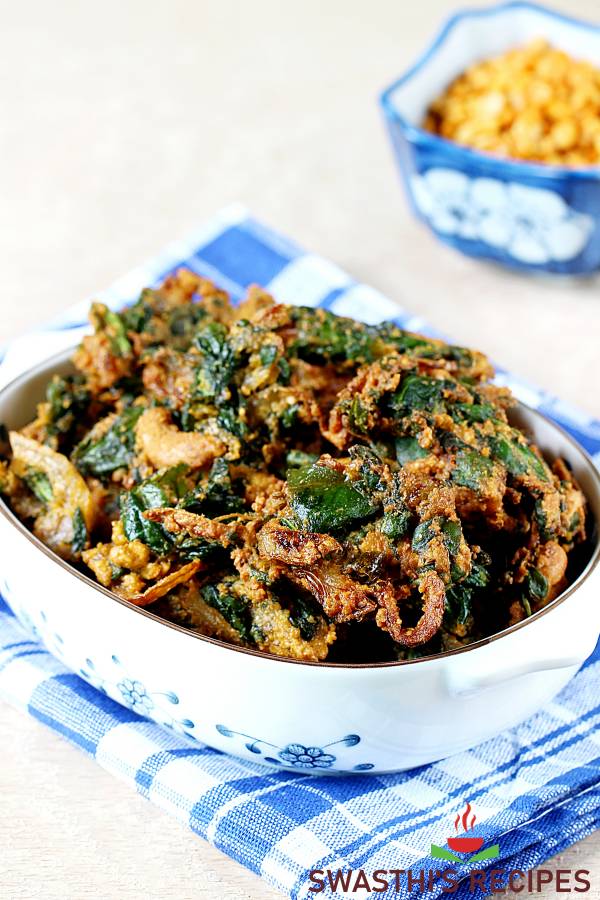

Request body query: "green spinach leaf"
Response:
[526, 568, 548, 602]
[412, 516, 462, 559]
[103, 309, 132, 356]
[379, 509, 411, 540]
[288, 463, 378, 534]
[451, 448, 495, 491]
[45, 375, 90, 445]
[445, 556, 490, 626]
[120, 489, 172, 555]
[120, 292, 154, 334]
[288, 592, 323, 641]
[286, 449, 318, 469]
[181, 458, 243, 516]
[72, 507, 88, 554]
[395, 436, 428, 465]
[74, 407, 143, 476]
[23, 467, 53, 504]
[201, 583, 253, 642]
[454, 402, 495, 423]
[194, 321, 236, 401]
[488, 433, 549, 482]
[391, 375, 450, 417]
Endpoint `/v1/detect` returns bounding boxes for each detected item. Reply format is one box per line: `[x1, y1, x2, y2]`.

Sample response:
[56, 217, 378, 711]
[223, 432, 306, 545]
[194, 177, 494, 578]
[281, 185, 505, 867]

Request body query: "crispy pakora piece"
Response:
[0, 273, 589, 663]
[9, 432, 93, 561]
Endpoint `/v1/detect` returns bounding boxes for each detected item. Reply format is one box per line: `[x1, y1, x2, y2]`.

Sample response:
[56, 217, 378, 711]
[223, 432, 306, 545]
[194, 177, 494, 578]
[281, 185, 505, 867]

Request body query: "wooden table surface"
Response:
[1, 0, 599, 896]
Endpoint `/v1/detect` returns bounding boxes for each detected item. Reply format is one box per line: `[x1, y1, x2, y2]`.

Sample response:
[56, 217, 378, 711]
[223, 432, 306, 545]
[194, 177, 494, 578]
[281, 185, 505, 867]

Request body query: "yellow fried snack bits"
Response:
[423, 39, 600, 165]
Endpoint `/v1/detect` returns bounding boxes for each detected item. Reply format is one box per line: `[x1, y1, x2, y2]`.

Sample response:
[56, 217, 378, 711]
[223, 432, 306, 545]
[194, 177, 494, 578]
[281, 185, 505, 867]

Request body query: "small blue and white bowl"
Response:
[380, 2, 600, 274]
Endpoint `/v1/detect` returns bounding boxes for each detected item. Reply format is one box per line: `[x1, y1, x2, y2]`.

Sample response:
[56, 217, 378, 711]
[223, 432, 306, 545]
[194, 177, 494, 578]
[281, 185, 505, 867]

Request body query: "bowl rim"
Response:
[379, 0, 600, 180]
[1, 346, 599, 670]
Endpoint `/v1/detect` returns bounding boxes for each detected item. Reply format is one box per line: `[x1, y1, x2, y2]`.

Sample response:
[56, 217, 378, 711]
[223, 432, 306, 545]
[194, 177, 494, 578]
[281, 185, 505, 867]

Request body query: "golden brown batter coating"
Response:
[1, 271, 589, 662]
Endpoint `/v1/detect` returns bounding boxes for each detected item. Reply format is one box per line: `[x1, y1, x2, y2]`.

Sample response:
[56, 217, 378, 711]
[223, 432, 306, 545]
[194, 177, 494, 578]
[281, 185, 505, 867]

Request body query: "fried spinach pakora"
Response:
[0, 270, 589, 662]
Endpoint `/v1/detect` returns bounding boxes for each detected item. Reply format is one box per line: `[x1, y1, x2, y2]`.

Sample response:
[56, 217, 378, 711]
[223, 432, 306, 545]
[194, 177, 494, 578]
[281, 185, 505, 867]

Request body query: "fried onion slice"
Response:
[116, 560, 201, 607]
[144, 507, 249, 546]
[136, 408, 225, 470]
[9, 431, 93, 561]
[257, 525, 341, 566]
[375, 570, 446, 647]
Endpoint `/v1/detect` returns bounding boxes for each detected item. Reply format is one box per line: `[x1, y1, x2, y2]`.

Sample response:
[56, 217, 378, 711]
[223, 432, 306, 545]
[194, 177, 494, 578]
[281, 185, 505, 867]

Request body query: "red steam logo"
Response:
[431, 801, 499, 864]
[447, 801, 484, 853]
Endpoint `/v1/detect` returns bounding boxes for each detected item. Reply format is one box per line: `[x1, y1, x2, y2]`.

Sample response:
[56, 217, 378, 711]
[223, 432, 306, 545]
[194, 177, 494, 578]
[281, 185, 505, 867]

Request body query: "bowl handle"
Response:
[445, 632, 596, 697]
[444, 649, 584, 697]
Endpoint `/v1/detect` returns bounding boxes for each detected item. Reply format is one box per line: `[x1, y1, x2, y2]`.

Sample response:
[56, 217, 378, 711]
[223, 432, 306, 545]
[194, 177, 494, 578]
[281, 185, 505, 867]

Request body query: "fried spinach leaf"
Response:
[201, 583, 252, 642]
[119, 464, 230, 559]
[72, 507, 88, 555]
[445, 556, 490, 626]
[286, 449, 318, 469]
[91, 304, 133, 357]
[23, 467, 53, 504]
[526, 567, 549, 603]
[451, 448, 495, 491]
[45, 374, 90, 446]
[181, 458, 243, 516]
[346, 395, 371, 434]
[289, 308, 379, 365]
[288, 591, 323, 641]
[168, 302, 207, 347]
[216, 405, 249, 440]
[259, 344, 279, 366]
[391, 375, 450, 417]
[119, 464, 193, 554]
[120, 489, 173, 555]
[121, 291, 154, 333]
[288, 309, 444, 367]
[395, 436, 428, 465]
[288, 462, 378, 534]
[194, 321, 236, 402]
[488, 433, 549, 482]
[454, 402, 495, 423]
[379, 509, 411, 540]
[412, 516, 462, 559]
[172, 533, 223, 561]
[348, 445, 385, 492]
[146, 464, 190, 504]
[74, 406, 143, 476]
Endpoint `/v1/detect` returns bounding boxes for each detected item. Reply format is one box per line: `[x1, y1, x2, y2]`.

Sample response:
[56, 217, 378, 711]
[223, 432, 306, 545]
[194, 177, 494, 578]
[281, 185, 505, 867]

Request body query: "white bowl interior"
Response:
[1, 355, 74, 429]
[390, 5, 600, 125]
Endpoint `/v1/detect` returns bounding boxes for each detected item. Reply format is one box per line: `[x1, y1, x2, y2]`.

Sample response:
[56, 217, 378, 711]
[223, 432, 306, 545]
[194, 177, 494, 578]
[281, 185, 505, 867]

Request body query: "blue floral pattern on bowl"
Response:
[1, 578, 197, 738]
[78, 656, 196, 736]
[3, 578, 374, 772]
[277, 745, 336, 769]
[380, 2, 600, 274]
[411, 170, 594, 265]
[215, 725, 374, 771]
[116, 678, 155, 715]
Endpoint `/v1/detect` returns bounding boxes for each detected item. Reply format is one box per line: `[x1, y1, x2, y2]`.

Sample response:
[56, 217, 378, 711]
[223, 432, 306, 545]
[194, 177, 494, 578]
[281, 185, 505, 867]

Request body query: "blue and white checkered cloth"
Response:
[1, 205, 599, 899]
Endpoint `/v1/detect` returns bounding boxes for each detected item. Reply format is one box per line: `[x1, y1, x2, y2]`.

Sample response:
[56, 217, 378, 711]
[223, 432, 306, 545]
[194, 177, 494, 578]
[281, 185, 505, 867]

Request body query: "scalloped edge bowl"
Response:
[380, 1, 600, 274]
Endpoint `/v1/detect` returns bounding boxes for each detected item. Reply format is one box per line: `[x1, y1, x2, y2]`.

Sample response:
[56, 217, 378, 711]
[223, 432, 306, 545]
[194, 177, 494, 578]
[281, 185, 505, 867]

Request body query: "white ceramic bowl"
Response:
[1, 350, 599, 774]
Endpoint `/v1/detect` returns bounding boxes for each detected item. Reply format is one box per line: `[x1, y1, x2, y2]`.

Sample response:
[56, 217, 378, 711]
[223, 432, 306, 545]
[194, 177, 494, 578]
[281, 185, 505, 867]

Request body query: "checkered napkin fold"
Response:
[1, 206, 599, 900]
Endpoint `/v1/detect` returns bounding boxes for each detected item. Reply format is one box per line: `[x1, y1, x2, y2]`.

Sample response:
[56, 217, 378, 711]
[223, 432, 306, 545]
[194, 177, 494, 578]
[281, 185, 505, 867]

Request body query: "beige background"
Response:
[1, 0, 599, 897]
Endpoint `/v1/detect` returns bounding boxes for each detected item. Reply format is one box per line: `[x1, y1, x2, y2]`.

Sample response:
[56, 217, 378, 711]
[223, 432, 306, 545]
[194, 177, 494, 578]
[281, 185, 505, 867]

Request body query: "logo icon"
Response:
[431, 802, 499, 865]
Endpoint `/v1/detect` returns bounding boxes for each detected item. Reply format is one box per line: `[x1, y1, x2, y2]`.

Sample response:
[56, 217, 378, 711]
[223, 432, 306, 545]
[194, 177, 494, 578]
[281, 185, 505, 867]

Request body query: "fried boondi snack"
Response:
[0, 270, 589, 662]
[424, 39, 600, 166]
